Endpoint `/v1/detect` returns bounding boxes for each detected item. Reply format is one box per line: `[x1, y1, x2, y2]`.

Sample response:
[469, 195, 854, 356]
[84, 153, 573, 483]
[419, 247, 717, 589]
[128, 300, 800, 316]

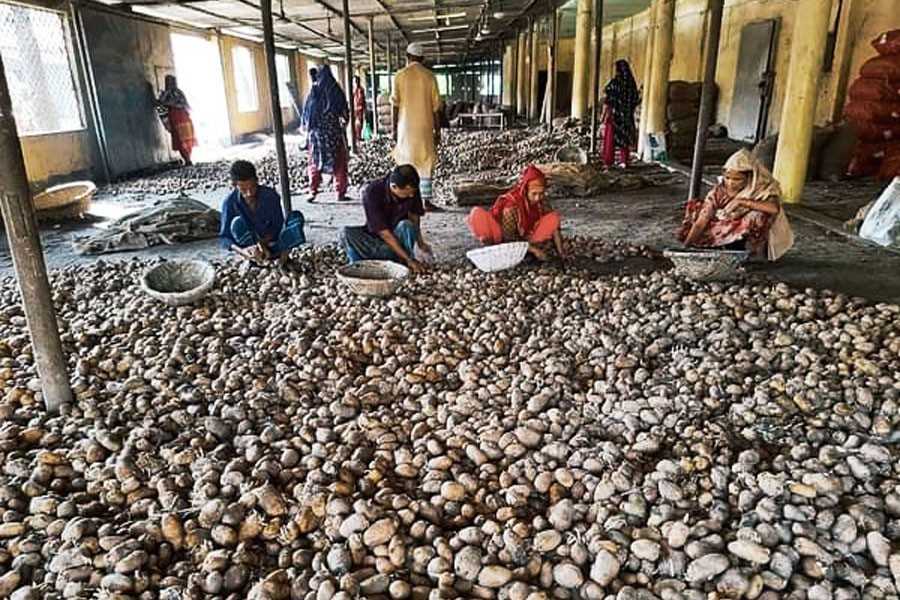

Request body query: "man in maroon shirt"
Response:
[340, 164, 433, 272]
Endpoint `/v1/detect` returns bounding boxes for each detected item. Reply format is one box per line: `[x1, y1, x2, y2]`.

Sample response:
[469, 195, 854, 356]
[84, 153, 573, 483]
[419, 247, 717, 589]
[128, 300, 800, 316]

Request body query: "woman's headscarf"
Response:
[159, 75, 188, 108]
[490, 165, 547, 236]
[724, 149, 782, 202]
[604, 60, 640, 146]
[301, 64, 348, 129]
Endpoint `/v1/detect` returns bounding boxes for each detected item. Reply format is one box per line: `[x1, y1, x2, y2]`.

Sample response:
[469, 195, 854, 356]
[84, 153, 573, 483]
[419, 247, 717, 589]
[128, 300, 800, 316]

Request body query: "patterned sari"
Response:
[676, 150, 781, 255]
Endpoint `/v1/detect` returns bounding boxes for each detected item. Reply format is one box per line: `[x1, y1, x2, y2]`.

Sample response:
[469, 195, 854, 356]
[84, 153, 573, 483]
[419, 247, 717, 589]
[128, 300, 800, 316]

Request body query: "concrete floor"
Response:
[2, 171, 899, 304]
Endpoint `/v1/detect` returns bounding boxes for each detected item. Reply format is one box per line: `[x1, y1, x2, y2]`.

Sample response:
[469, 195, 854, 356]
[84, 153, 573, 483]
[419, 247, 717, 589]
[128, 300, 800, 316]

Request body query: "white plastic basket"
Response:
[663, 248, 749, 281]
[467, 241, 529, 272]
[141, 260, 216, 306]
[337, 260, 409, 297]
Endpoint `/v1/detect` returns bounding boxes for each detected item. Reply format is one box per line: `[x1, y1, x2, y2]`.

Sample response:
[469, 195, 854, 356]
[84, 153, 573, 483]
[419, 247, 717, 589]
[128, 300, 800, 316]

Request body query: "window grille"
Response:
[232, 45, 259, 113]
[0, 2, 85, 136]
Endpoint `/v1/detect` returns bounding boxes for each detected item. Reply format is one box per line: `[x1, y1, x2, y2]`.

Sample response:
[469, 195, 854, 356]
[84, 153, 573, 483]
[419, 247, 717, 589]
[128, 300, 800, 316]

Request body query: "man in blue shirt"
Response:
[340, 164, 432, 272]
[219, 160, 305, 266]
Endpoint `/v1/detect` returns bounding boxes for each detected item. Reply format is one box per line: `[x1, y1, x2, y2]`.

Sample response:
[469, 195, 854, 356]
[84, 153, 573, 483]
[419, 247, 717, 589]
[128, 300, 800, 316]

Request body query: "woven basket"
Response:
[141, 260, 216, 306]
[337, 260, 409, 297]
[467, 241, 529, 272]
[33, 181, 96, 217]
[663, 248, 749, 281]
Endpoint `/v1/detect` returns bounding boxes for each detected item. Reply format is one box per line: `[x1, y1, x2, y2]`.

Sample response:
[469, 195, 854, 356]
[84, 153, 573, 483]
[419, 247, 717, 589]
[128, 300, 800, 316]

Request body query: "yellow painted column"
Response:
[637, 1, 657, 156]
[773, 0, 832, 203]
[502, 44, 514, 106]
[517, 32, 528, 116]
[529, 20, 541, 122]
[571, 0, 592, 119]
[642, 0, 675, 159]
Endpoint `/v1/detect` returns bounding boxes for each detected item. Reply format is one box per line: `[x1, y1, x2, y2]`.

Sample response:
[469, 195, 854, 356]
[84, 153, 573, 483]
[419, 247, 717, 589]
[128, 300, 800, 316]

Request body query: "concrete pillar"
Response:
[773, 0, 832, 203]
[503, 43, 515, 106]
[571, 0, 592, 119]
[524, 19, 533, 122]
[529, 19, 540, 123]
[637, 0, 657, 155]
[516, 32, 527, 115]
[642, 0, 675, 158]
[547, 7, 559, 128]
[589, 0, 604, 154]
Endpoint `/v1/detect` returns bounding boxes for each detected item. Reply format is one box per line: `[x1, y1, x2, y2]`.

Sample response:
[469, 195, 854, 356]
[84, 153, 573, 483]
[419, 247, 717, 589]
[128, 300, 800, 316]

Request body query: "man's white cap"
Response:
[406, 42, 425, 57]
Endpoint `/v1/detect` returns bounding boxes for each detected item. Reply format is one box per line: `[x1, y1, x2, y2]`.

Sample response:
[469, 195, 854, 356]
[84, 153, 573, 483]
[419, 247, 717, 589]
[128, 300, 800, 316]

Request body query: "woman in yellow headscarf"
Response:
[676, 149, 793, 259]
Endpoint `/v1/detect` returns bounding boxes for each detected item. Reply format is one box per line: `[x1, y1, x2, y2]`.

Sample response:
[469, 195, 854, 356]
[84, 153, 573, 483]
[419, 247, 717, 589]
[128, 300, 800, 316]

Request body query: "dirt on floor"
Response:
[2, 165, 900, 305]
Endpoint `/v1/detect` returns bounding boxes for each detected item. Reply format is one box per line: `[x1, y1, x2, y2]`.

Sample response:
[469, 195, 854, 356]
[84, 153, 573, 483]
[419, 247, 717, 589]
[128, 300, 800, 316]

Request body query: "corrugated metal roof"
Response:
[117, 0, 651, 64]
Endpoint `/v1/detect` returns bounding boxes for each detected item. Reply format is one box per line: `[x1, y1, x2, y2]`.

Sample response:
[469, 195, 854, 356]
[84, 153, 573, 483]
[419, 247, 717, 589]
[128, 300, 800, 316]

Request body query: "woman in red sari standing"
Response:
[157, 75, 196, 166]
[352, 75, 367, 144]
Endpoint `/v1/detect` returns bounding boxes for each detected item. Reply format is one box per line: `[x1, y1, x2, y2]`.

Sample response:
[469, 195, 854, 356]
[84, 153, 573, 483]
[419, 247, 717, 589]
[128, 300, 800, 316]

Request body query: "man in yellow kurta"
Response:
[391, 42, 442, 211]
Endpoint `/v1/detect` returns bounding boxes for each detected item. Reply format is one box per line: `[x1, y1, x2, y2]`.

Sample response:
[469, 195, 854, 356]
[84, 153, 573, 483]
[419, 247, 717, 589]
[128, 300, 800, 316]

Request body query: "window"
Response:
[275, 53, 292, 108]
[232, 46, 259, 112]
[0, 2, 84, 136]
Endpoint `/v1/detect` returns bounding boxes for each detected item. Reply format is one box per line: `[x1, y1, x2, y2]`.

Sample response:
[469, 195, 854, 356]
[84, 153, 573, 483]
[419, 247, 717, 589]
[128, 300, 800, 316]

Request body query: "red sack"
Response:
[847, 142, 893, 177]
[854, 121, 900, 142]
[872, 29, 900, 57]
[860, 55, 900, 79]
[848, 77, 900, 102]
[843, 100, 900, 124]
[848, 153, 881, 177]
[879, 146, 900, 179]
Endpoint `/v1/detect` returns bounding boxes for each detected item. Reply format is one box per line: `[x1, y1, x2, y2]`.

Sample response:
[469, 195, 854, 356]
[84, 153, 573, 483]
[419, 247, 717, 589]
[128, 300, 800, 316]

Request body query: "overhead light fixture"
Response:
[410, 24, 469, 34]
[408, 12, 466, 22]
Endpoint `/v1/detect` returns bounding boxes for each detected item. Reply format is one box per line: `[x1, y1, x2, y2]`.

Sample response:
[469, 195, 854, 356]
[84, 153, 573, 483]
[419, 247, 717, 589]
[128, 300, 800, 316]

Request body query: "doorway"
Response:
[170, 32, 231, 159]
[729, 19, 779, 144]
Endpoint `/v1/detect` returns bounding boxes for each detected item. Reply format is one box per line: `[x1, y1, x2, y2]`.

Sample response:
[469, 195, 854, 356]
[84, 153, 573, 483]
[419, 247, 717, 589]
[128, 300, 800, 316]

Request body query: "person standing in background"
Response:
[301, 65, 350, 202]
[157, 75, 196, 167]
[391, 42, 442, 212]
[353, 74, 367, 144]
[600, 59, 641, 169]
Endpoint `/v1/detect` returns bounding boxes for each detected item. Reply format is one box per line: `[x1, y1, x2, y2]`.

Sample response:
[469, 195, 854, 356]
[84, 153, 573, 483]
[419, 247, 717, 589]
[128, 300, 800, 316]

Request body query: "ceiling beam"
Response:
[368, 0, 409, 43]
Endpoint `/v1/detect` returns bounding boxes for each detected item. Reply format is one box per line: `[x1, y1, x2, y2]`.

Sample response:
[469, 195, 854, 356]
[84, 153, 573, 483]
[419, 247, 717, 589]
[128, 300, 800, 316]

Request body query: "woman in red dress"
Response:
[157, 75, 196, 166]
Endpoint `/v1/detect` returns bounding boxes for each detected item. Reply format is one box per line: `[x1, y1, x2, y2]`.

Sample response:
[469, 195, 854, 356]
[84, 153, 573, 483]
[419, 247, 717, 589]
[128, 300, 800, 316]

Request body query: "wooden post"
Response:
[590, 0, 604, 154]
[688, 0, 725, 200]
[341, 0, 356, 154]
[368, 17, 378, 136]
[260, 0, 291, 214]
[0, 52, 72, 413]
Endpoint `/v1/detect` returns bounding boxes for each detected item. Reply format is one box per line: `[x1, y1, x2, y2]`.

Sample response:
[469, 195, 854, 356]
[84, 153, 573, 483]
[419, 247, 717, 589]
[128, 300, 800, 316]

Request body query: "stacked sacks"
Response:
[752, 122, 859, 182]
[665, 81, 717, 162]
[376, 92, 392, 134]
[844, 29, 900, 178]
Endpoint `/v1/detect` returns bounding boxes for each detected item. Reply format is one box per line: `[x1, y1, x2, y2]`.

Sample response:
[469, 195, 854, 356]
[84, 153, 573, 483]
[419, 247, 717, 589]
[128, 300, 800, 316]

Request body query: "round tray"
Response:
[663, 248, 749, 281]
[141, 260, 216, 306]
[337, 260, 409, 297]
